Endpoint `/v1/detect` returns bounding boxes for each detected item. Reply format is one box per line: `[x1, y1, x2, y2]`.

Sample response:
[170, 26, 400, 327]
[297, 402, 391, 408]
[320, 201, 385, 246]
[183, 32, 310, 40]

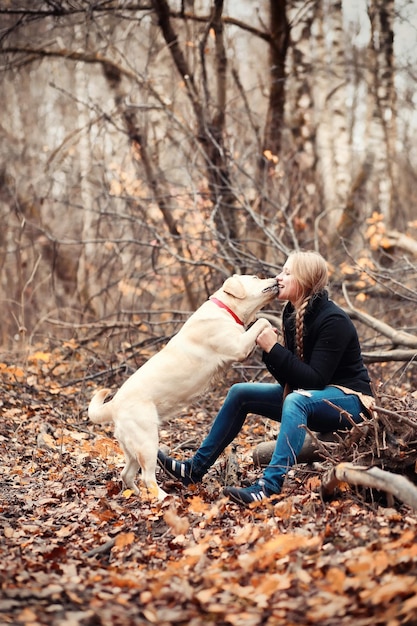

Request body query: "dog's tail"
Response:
[88, 388, 113, 424]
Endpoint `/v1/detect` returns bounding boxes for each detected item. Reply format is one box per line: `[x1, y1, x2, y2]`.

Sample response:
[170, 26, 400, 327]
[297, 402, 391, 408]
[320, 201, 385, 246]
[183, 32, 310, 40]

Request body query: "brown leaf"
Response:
[163, 506, 190, 535]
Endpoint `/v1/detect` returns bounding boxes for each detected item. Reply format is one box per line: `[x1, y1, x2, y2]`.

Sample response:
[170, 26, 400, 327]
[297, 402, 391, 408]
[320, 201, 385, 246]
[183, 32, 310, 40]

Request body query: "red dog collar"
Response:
[209, 297, 244, 326]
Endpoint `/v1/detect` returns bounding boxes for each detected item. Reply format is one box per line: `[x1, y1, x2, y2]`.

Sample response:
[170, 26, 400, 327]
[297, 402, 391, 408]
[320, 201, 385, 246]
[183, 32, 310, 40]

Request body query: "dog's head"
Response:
[218, 274, 279, 325]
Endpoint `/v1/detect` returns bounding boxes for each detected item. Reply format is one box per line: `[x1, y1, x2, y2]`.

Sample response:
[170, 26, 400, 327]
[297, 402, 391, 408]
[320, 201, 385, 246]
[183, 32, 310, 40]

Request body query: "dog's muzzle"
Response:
[262, 281, 280, 293]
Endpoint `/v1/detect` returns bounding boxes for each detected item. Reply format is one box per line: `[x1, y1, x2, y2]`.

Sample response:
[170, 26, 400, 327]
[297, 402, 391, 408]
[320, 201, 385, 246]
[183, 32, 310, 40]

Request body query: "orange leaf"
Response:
[188, 495, 210, 514]
[326, 566, 346, 593]
[28, 351, 51, 363]
[115, 532, 135, 548]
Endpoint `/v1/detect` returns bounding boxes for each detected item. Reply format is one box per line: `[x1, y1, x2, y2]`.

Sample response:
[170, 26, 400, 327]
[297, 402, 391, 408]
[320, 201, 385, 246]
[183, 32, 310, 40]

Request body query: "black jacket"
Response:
[263, 291, 372, 396]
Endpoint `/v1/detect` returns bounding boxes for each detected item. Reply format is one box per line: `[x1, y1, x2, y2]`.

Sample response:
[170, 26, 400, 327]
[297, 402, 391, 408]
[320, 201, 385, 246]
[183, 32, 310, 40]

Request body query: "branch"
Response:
[386, 230, 417, 256]
[342, 282, 417, 348]
[0, 4, 151, 18]
[1, 47, 138, 80]
[150, 0, 201, 116]
[362, 349, 417, 363]
[85, 538, 116, 557]
[321, 463, 417, 509]
[374, 404, 417, 429]
[0, 5, 271, 41]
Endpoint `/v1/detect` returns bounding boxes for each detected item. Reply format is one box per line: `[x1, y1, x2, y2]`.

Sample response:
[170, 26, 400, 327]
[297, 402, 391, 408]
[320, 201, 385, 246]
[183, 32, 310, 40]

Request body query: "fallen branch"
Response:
[321, 462, 417, 509]
[362, 349, 417, 363]
[386, 230, 417, 257]
[342, 283, 417, 348]
[85, 538, 115, 557]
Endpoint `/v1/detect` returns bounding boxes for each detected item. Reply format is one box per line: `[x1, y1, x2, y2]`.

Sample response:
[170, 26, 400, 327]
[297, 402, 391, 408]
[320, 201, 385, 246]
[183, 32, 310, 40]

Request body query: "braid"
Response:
[294, 297, 310, 361]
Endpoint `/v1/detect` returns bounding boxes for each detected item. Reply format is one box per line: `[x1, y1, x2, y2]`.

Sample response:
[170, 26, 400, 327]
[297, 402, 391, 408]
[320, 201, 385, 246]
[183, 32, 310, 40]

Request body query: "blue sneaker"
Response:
[157, 450, 200, 486]
[224, 480, 276, 506]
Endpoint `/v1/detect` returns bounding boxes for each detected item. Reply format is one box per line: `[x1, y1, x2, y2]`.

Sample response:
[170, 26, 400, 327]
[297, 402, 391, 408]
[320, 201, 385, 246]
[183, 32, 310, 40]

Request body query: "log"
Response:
[321, 462, 417, 510]
[252, 431, 339, 467]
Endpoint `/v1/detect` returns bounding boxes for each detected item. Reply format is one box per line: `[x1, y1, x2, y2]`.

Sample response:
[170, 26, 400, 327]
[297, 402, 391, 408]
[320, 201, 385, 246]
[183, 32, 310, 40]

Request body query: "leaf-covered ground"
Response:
[1, 344, 417, 626]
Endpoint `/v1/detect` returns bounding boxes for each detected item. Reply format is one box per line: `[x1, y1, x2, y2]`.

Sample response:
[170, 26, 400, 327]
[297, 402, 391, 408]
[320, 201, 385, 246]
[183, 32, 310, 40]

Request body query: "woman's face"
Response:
[276, 260, 303, 304]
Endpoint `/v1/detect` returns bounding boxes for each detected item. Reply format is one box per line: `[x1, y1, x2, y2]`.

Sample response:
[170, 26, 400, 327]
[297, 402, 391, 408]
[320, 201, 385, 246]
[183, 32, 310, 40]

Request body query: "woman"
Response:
[158, 251, 374, 506]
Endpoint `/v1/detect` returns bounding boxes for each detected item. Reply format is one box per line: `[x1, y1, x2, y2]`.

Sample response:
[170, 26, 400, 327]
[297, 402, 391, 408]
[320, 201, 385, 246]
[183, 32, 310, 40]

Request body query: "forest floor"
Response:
[1, 341, 417, 626]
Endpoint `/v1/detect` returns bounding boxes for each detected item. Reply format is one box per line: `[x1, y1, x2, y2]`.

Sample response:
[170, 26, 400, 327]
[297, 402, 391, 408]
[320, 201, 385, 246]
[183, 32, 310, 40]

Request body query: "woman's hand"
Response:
[256, 326, 279, 353]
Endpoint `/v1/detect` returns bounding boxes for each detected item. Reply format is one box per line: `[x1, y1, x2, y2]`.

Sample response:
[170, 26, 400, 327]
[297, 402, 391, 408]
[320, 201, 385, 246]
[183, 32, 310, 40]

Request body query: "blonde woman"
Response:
[158, 251, 374, 506]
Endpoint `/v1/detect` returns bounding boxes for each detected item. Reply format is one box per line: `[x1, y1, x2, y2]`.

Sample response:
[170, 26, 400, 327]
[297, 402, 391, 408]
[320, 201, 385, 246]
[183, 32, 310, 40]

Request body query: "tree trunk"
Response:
[261, 0, 289, 161]
[365, 0, 396, 224]
[315, 0, 352, 241]
[101, 58, 200, 311]
[247, 0, 290, 260]
[287, 0, 316, 171]
[75, 59, 98, 316]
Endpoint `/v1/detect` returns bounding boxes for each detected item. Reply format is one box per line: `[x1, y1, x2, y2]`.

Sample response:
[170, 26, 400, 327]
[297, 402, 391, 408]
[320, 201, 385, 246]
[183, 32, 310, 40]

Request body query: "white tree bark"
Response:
[286, 0, 317, 172]
[314, 0, 351, 230]
[365, 0, 396, 223]
[73, 41, 102, 315]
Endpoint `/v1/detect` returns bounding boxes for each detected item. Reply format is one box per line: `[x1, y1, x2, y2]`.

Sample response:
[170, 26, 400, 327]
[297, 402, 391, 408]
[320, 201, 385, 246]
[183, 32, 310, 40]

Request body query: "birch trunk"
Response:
[315, 0, 351, 233]
[365, 0, 396, 224]
[74, 61, 99, 315]
[286, 0, 317, 174]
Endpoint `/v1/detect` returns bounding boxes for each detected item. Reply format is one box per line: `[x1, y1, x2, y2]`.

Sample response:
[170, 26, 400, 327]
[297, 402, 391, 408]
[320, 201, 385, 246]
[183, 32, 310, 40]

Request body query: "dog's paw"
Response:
[147, 480, 168, 501]
[253, 317, 273, 332]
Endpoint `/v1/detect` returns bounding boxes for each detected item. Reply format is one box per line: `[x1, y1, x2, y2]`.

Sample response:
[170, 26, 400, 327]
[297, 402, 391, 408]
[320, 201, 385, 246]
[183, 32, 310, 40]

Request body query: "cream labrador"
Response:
[88, 274, 278, 500]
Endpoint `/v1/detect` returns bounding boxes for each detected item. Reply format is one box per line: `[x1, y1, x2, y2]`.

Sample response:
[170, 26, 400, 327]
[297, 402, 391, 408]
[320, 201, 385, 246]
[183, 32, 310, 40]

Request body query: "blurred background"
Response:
[0, 0, 416, 389]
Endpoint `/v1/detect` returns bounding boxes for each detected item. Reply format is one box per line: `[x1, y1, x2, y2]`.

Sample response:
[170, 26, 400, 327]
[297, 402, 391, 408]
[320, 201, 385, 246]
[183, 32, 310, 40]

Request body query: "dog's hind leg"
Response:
[116, 412, 167, 501]
[120, 445, 140, 495]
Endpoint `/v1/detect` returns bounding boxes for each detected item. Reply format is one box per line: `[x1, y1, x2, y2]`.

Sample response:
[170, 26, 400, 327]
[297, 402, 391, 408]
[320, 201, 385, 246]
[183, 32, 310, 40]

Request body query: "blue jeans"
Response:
[189, 382, 366, 494]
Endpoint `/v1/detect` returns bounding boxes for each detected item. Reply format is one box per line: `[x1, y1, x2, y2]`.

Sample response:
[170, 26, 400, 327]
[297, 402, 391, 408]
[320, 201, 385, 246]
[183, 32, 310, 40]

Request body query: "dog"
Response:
[88, 274, 278, 500]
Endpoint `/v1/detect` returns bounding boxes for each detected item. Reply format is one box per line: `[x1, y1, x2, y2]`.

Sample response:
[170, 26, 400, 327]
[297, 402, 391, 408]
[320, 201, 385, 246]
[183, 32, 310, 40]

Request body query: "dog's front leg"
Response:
[136, 420, 168, 501]
[142, 466, 168, 501]
[236, 318, 273, 360]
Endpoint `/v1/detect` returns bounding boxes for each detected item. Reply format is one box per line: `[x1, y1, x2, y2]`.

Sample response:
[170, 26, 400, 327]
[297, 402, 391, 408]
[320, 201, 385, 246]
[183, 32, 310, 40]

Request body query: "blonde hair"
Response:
[286, 251, 328, 360]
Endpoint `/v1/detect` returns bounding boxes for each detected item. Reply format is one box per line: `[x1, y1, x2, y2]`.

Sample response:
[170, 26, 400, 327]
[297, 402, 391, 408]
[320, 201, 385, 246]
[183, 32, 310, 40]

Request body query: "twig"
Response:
[85, 538, 116, 557]
[299, 425, 335, 461]
[374, 404, 417, 429]
[322, 399, 365, 435]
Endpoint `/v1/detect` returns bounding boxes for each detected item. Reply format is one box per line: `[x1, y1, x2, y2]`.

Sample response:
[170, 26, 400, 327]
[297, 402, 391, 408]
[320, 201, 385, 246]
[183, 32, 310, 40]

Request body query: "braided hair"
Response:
[287, 251, 329, 361]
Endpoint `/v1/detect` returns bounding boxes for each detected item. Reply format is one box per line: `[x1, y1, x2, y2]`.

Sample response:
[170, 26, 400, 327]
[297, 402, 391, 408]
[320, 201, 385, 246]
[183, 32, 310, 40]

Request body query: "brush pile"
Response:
[253, 391, 417, 508]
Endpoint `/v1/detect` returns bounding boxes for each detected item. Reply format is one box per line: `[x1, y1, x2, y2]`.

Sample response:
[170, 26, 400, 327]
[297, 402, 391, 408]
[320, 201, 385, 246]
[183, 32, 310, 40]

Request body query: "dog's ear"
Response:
[222, 275, 246, 299]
